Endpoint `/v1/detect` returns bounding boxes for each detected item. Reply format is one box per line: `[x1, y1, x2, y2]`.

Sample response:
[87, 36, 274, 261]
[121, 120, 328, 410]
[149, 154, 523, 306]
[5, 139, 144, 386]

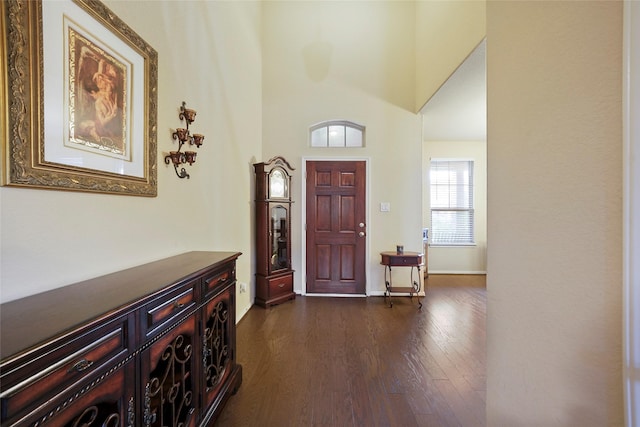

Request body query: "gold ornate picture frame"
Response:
[1, 0, 158, 196]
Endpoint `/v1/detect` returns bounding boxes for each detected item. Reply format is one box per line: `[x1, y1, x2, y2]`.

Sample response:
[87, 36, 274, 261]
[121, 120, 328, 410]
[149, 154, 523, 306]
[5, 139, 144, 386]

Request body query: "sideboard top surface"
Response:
[0, 251, 241, 361]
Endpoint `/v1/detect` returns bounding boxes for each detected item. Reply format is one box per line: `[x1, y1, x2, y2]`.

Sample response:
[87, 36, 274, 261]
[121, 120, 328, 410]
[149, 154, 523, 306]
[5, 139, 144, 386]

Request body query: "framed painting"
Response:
[0, 0, 158, 196]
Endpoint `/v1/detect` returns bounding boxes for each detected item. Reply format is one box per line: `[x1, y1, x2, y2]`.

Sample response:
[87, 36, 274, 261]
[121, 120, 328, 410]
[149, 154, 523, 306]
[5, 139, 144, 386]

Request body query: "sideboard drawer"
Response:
[143, 281, 196, 338]
[15, 359, 135, 427]
[1, 317, 131, 424]
[268, 274, 293, 298]
[203, 263, 235, 299]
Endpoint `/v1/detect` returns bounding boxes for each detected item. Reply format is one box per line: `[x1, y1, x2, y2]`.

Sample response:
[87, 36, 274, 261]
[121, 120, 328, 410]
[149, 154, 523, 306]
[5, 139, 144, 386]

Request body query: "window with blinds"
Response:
[430, 160, 474, 245]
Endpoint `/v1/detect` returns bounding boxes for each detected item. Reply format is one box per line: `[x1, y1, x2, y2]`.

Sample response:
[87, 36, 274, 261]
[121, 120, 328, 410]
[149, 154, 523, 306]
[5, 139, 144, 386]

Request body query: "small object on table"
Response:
[380, 251, 423, 309]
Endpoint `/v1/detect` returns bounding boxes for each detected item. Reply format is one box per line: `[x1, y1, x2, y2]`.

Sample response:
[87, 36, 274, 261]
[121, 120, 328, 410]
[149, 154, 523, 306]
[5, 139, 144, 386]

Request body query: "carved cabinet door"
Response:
[140, 314, 199, 427]
[201, 284, 236, 412]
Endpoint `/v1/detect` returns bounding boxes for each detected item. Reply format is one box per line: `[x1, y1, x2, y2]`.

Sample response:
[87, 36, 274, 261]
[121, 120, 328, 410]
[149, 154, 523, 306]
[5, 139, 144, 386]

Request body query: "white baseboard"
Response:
[427, 270, 487, 275]
[300, 293, 367, 298]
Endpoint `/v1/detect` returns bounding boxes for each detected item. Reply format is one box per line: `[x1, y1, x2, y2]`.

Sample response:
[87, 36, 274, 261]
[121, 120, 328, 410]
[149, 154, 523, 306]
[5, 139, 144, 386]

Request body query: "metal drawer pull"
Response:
[69, 358, 94, 373]
[173, 300, 185, 309]
[278, 283, 285, 288]
[206, 276, 227, 286]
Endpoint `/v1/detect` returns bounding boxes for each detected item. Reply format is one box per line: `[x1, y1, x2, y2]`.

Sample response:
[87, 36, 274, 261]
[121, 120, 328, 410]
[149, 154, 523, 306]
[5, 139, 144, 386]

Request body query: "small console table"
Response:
[380, 251, 424, 309]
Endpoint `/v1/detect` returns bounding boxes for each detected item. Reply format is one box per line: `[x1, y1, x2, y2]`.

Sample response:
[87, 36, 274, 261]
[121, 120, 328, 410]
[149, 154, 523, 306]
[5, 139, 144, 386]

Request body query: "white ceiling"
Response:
[420, 39, 486, 141]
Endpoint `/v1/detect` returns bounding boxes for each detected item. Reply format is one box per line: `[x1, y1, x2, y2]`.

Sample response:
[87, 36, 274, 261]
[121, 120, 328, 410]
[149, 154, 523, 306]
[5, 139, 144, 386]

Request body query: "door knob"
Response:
[359, 231, 365, 237]
[359, 223, 365, 228]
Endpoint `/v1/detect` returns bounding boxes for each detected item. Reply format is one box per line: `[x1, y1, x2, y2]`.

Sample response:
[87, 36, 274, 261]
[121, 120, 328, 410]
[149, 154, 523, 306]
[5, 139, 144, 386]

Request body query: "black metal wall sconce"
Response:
[165, 101, 204, 179]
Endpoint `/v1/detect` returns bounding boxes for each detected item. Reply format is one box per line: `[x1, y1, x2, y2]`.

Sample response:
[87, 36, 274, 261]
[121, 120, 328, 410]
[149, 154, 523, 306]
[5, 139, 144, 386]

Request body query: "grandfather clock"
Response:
[254, 156, 295, 308]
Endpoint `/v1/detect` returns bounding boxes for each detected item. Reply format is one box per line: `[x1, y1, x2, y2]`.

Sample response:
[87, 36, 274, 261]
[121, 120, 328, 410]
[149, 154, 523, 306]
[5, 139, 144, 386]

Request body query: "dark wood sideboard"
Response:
[0, 251, 242, 427]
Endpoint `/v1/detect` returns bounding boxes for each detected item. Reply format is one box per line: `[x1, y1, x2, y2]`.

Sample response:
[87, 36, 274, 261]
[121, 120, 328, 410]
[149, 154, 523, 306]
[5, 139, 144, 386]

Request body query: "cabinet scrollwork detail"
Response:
[127, 396, 135, 427]
[145, 334, 194, 427]
[64, 403, 120, 427]
[203, 300, 230, 391]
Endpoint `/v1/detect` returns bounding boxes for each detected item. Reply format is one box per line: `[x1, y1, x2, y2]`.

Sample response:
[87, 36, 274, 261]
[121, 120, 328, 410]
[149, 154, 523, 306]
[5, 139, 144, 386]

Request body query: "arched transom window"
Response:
[310, 121, 365, 147]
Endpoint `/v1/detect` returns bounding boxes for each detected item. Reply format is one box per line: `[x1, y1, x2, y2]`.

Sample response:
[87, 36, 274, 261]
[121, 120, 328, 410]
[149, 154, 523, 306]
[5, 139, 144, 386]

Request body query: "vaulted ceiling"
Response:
[421, 39, 486, 142]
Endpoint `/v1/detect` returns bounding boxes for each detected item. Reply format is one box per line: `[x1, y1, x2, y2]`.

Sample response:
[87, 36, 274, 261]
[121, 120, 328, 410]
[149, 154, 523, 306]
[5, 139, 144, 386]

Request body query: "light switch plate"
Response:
[380, 202, 390, 212]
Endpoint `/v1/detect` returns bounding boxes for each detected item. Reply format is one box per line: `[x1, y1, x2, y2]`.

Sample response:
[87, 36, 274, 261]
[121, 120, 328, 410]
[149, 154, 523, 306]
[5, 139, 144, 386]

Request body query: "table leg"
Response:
[384, 265, 393, 307]
[414, 265, 423, 309]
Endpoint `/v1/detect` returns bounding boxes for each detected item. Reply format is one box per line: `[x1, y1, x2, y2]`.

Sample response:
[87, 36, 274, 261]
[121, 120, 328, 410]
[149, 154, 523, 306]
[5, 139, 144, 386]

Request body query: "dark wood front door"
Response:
[306, 160, 366, 294]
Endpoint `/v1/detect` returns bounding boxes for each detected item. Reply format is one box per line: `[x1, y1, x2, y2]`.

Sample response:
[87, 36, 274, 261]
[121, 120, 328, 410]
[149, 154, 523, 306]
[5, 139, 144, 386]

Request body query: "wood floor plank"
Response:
[215, 286, 486, 426]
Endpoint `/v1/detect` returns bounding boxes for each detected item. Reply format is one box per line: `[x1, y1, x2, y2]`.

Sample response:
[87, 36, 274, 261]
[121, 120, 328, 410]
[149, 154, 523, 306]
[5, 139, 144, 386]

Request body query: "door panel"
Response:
[316, 195, 332, 230]
[306, 160, 366, 294]
[340, 245, 355, 280]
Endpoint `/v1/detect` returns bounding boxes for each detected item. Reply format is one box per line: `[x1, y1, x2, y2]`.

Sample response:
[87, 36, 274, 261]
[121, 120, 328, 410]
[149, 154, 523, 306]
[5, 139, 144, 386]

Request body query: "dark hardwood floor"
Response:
[216, 286, 486, 427]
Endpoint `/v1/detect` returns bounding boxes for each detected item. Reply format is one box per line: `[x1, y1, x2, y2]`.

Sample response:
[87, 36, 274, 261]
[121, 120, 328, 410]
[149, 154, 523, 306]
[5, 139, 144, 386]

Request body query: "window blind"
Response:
[430, 160, 474, 245]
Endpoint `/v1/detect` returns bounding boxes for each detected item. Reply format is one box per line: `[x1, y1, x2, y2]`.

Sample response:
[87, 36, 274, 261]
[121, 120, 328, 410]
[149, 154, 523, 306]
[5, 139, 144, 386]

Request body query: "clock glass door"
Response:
[270, 205, 289, 272]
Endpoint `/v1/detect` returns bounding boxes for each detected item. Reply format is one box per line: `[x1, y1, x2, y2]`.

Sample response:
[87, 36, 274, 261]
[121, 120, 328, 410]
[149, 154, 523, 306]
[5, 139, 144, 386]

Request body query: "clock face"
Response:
[269, 168, 287, 199]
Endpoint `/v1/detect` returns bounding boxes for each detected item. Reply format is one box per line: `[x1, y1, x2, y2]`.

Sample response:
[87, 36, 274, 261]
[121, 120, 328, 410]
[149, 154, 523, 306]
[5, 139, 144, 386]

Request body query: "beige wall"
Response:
[262, 1, 423, 295]
[486, 1, 623, 425]
[0, 1, 263, 320]
[415, 0, 486, 111]
[424, 140, 487, 273]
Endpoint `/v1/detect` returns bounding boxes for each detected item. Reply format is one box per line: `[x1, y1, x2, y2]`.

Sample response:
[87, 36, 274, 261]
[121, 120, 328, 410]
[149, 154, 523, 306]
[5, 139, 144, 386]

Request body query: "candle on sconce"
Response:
[192, 134, 204, 147]
[182, 108, 196, 123]
[169, 151, 183, 166]
[174, 128, 189, 142]
[185, 151, 197, 165]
